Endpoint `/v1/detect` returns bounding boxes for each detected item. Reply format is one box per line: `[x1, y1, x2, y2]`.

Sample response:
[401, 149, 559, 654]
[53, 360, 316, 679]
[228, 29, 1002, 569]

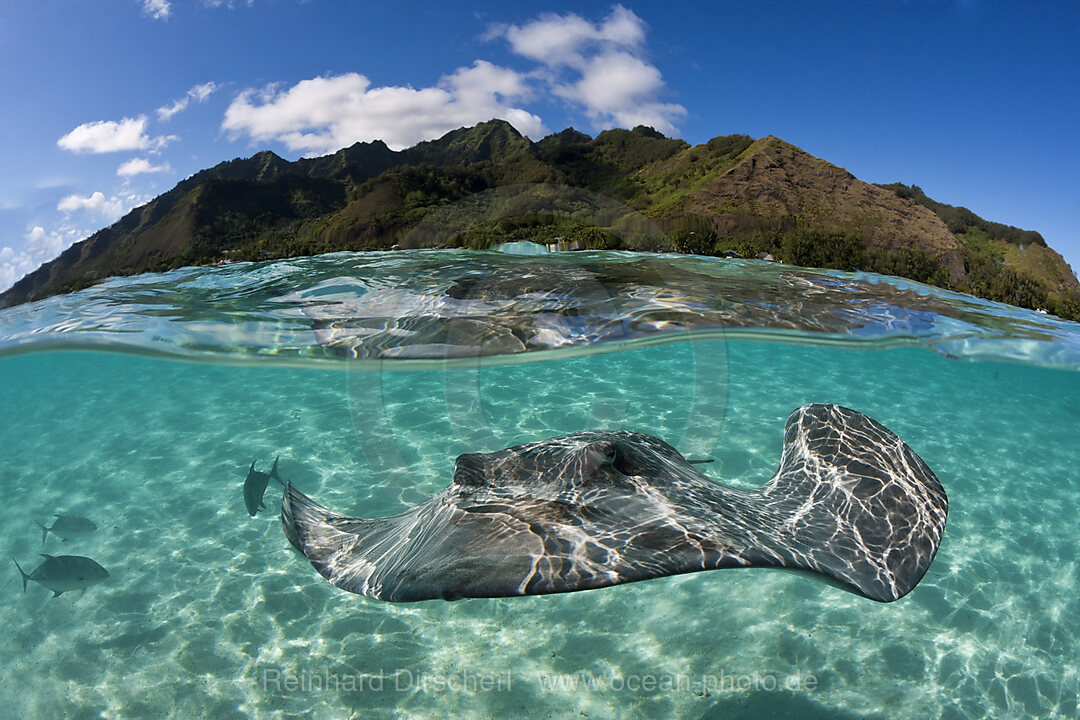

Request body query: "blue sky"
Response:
[2, 1, 1078, 291]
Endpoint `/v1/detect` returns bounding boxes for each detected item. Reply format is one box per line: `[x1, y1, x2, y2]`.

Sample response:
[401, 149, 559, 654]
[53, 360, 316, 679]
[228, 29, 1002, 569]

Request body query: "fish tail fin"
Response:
[34, 520, 48, 546]
[762, 404, 948, 602]
[13, 558, 29, 593]
[270, 456, 285, 487]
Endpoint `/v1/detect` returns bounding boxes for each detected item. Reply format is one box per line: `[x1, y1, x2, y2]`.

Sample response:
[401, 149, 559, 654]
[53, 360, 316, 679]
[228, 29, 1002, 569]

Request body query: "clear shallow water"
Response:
[0, 250, 1078, 719]
[3, 249, 1080, 367]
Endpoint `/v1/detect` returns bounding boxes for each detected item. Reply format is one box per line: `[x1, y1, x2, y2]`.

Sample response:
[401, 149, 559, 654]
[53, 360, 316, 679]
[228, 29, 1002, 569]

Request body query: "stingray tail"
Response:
[34, 521, 49, 546]
[13, 558, 29, 593]
[763, 404, 948, 602]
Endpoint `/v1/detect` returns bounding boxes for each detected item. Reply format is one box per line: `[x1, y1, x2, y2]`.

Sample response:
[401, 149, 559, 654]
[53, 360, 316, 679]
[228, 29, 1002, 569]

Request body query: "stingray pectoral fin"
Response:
[762, 404, 949, 602]
[282, 483, 559, 601]
[280, 485, 302, 554]
[282, 482, 439, 598]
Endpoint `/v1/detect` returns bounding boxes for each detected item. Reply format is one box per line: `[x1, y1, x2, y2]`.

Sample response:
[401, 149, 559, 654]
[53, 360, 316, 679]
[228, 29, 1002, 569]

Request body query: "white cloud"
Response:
[189, 81, 218, 103]
[1, 226, 82, 292]
[0, 245, 30, 292]
[57, 191, 125, 221]
[157, 81, 220, 121]
[57, 115, 176, 154]
[222, 61, 547, 154]
[218, 7, 684, 156]
[117, 158, 171, 176]
[204, 0, 255, 8]
[1, 188, 151, 292]
[496, 4, 645, 67]
[553, 51, 686, 133]
[142, 0, 171, 20]
[26, 225, 66, 261]
[491, 5, 685, 134]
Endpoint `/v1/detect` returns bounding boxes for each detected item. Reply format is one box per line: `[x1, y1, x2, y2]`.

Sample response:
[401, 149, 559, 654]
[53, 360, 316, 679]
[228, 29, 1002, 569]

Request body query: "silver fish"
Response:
[35, 514, 97, 545]
[13, 554, 109, 597]
[244, 456, 285, 516]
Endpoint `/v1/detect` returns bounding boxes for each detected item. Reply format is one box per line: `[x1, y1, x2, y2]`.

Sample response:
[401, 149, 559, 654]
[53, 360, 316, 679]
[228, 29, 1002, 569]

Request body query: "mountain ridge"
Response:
[3, 119, 1077, 320]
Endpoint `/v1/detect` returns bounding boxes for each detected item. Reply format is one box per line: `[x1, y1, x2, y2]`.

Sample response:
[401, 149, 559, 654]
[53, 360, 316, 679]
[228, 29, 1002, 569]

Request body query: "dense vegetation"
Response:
[3, 121, 1077, 321]
[878, 183, 1046, 247]
[878, 183, 1080, 319]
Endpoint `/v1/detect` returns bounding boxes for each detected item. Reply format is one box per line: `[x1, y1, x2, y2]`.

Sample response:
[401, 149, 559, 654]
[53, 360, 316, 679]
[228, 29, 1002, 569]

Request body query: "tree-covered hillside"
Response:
[3, 120, 1077, 320]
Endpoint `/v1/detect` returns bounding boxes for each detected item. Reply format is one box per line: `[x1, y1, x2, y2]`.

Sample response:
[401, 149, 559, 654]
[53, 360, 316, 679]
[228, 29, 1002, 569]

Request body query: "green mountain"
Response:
[3, 120, 1078, 320]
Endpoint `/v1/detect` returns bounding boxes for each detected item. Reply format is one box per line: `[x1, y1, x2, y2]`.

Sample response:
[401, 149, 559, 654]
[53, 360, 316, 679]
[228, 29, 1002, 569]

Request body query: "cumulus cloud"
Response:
[496, 4, 645, 67]
[57, 191, 125, 222]
[218, 7, 683, 156]
[0, 245, 32, 292]
[117, 158, 171, 176]
[491, 5, 685, 134]
[157, 81, 220, 121]
[204, 0, 255, 8]
[57, 115, 176, 154]
[552, 50, 686, 132]
[142, 0, 171, 20]
[1, 226, 82, 292]
[2, 190, 148, 289]
[222, 61, 547, 154]
[26, 225, 66, 262]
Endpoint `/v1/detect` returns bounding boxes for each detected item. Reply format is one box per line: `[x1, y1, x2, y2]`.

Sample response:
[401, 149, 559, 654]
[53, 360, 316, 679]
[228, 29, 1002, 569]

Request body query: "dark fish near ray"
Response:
[35, 514, 97, 545]
[13, 554, 109, 597]
[244, 456, 285, 516]
[280, 404, 948, 603]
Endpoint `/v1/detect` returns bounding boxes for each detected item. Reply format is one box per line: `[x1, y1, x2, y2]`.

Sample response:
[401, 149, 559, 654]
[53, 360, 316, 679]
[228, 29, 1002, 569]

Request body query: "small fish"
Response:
[13, 554, 109, 597]
[244, 456, 285, 516]
[35, 514, 98, 545]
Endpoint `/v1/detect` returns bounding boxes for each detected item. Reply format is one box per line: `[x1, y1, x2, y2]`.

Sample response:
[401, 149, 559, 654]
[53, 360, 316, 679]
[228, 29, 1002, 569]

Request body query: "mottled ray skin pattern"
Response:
[282, 404, 948, 603]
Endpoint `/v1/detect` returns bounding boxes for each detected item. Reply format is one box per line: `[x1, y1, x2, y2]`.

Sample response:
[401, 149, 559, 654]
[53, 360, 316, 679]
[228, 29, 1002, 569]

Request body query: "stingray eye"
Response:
[610, 442, 639, 476]
[579, 441, 616, 474]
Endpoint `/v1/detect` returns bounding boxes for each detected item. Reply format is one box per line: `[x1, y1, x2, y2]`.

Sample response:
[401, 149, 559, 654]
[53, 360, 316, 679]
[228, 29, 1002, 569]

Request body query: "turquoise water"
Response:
[1, 250, 1078, 719]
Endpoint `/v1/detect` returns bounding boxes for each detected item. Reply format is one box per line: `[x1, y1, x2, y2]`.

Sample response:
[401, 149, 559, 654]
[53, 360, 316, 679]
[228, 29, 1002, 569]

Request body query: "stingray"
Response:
[280, 404, 948, 603]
